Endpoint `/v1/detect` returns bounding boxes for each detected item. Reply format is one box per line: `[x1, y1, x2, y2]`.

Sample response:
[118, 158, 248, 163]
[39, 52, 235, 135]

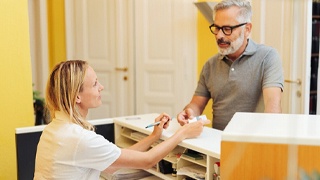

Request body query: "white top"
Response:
[34, 112, 121, 180]
[113, 113, 222, 159]
[222, 112, 320, 146]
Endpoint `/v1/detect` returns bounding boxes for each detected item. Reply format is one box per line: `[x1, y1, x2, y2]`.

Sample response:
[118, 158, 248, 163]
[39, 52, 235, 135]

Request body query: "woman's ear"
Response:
[76, 95, 81, 104]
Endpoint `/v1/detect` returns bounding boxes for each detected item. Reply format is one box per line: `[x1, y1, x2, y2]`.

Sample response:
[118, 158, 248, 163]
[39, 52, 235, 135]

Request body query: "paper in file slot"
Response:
[188, 115, 207, 123]
[177, 165, 206, 179]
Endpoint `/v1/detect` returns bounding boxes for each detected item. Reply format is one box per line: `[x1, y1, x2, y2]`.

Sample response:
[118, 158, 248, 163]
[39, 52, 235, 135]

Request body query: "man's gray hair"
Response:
[213, 0, 252, 23]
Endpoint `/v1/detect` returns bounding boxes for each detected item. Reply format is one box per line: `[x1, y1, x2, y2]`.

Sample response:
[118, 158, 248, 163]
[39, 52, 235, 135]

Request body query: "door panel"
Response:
[65, 0, 127, 119]
[135, 0, 197, 116]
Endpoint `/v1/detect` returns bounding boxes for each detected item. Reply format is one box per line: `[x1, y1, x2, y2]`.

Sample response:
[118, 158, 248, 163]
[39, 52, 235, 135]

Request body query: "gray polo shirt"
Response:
[195, 39, 284, 130]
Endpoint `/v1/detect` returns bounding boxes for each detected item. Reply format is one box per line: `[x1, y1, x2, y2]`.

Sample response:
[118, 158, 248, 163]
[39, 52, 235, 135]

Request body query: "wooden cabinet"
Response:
[113, 113, 222, 180]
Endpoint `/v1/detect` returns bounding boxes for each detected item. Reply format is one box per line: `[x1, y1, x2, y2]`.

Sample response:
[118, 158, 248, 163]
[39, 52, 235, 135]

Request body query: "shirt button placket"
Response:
[229, 66, 236, 80]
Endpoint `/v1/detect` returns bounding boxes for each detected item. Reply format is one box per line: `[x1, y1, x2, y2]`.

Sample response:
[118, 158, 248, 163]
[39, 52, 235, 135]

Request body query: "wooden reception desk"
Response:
[220, 112, 320, 180]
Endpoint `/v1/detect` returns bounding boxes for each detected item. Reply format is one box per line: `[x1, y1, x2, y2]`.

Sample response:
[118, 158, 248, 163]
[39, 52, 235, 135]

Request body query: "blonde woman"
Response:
[34, 60, 209, 180]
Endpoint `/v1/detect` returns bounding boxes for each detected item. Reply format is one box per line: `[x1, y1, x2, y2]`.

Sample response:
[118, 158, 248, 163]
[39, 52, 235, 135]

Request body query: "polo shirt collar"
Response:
[217, 39, 257, 61]
[243, 39, 257, 56]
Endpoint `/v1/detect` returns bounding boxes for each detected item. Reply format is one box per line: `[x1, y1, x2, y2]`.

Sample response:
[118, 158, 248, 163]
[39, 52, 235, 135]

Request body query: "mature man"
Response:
[177, 0, 284, 130]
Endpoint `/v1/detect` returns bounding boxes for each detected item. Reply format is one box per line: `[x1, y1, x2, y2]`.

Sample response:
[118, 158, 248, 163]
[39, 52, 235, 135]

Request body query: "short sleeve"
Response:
[262, 48, 284, 91]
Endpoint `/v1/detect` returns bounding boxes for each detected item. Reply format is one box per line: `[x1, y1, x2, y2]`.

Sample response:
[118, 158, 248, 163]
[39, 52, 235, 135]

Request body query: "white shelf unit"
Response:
[113, 113, 222, 180]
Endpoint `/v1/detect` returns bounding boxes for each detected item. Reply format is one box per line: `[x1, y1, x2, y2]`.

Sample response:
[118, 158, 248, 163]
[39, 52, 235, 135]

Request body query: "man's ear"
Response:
[76, 95, 81, 104]
[245, 22, 252, 37]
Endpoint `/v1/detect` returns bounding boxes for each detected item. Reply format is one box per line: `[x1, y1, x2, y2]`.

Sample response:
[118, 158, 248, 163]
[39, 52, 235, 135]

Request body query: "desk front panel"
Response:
[221, 141, 320, 180]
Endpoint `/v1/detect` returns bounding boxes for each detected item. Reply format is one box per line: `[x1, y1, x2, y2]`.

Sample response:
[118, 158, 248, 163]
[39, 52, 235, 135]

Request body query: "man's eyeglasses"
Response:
[209, 23, 247, 36]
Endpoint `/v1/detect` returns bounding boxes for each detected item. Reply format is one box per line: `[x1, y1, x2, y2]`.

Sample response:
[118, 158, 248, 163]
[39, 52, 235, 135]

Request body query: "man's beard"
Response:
[217, 29, 245, 56]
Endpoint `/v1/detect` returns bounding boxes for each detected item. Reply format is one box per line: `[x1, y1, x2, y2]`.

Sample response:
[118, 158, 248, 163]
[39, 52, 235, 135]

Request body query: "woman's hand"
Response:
[151, 113, 171, 138]
[126, 113, 171, 152]
[177, 119, 210, 139]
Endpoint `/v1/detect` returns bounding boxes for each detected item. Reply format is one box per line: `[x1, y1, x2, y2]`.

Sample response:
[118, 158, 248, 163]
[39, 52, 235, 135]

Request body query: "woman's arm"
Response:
[104, 119, 209, 173]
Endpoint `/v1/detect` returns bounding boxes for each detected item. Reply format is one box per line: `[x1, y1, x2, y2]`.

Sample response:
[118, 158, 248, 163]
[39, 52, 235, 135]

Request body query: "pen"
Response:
[145, 121, 161, 128]
[146, 116, 170, 128]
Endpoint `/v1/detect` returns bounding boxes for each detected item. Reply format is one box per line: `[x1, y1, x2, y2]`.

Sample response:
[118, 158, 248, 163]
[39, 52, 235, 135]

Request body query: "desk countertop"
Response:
[113, 113, 222, 158]
[222, 112, 320, 146]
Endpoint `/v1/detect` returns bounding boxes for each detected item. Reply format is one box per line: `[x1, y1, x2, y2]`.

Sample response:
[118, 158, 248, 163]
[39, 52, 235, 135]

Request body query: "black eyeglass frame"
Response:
[209, 22, 248, 36]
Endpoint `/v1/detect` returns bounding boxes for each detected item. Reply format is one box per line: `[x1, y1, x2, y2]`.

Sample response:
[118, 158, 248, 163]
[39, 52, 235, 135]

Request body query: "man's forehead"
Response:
[214, 7, 241, 24]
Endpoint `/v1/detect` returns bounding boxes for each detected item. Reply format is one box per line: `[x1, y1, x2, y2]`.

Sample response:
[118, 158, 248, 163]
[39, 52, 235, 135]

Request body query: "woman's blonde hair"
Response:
[46, 60, 94, 131]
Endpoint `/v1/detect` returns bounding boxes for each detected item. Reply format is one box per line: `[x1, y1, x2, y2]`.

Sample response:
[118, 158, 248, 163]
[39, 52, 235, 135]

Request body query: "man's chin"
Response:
[218, 49, 229, 56]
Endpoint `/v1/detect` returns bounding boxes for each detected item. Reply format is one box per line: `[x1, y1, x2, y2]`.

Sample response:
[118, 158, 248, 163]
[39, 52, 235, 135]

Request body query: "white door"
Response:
[65, 0, 134, 119]
[65, 0, 197, 119]
[134, 0, 197, 116]
[251, 0, 312, 114]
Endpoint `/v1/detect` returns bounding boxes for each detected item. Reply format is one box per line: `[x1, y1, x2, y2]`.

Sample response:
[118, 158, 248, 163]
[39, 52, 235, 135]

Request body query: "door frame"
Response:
[292, 0, 312, 114]
[28, 0, 49, 95]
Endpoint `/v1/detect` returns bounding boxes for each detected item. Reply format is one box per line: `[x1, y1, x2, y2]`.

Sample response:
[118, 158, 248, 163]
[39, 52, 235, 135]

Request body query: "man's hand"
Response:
[177, 108, 195, 126]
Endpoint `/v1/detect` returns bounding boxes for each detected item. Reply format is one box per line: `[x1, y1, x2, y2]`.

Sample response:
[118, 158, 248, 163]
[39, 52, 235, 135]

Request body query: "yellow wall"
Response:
[47, 0, 66, 70]
[197, 1, 219, 125]
[0, 1, 66, 178]
[0, 0, 34, 179]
